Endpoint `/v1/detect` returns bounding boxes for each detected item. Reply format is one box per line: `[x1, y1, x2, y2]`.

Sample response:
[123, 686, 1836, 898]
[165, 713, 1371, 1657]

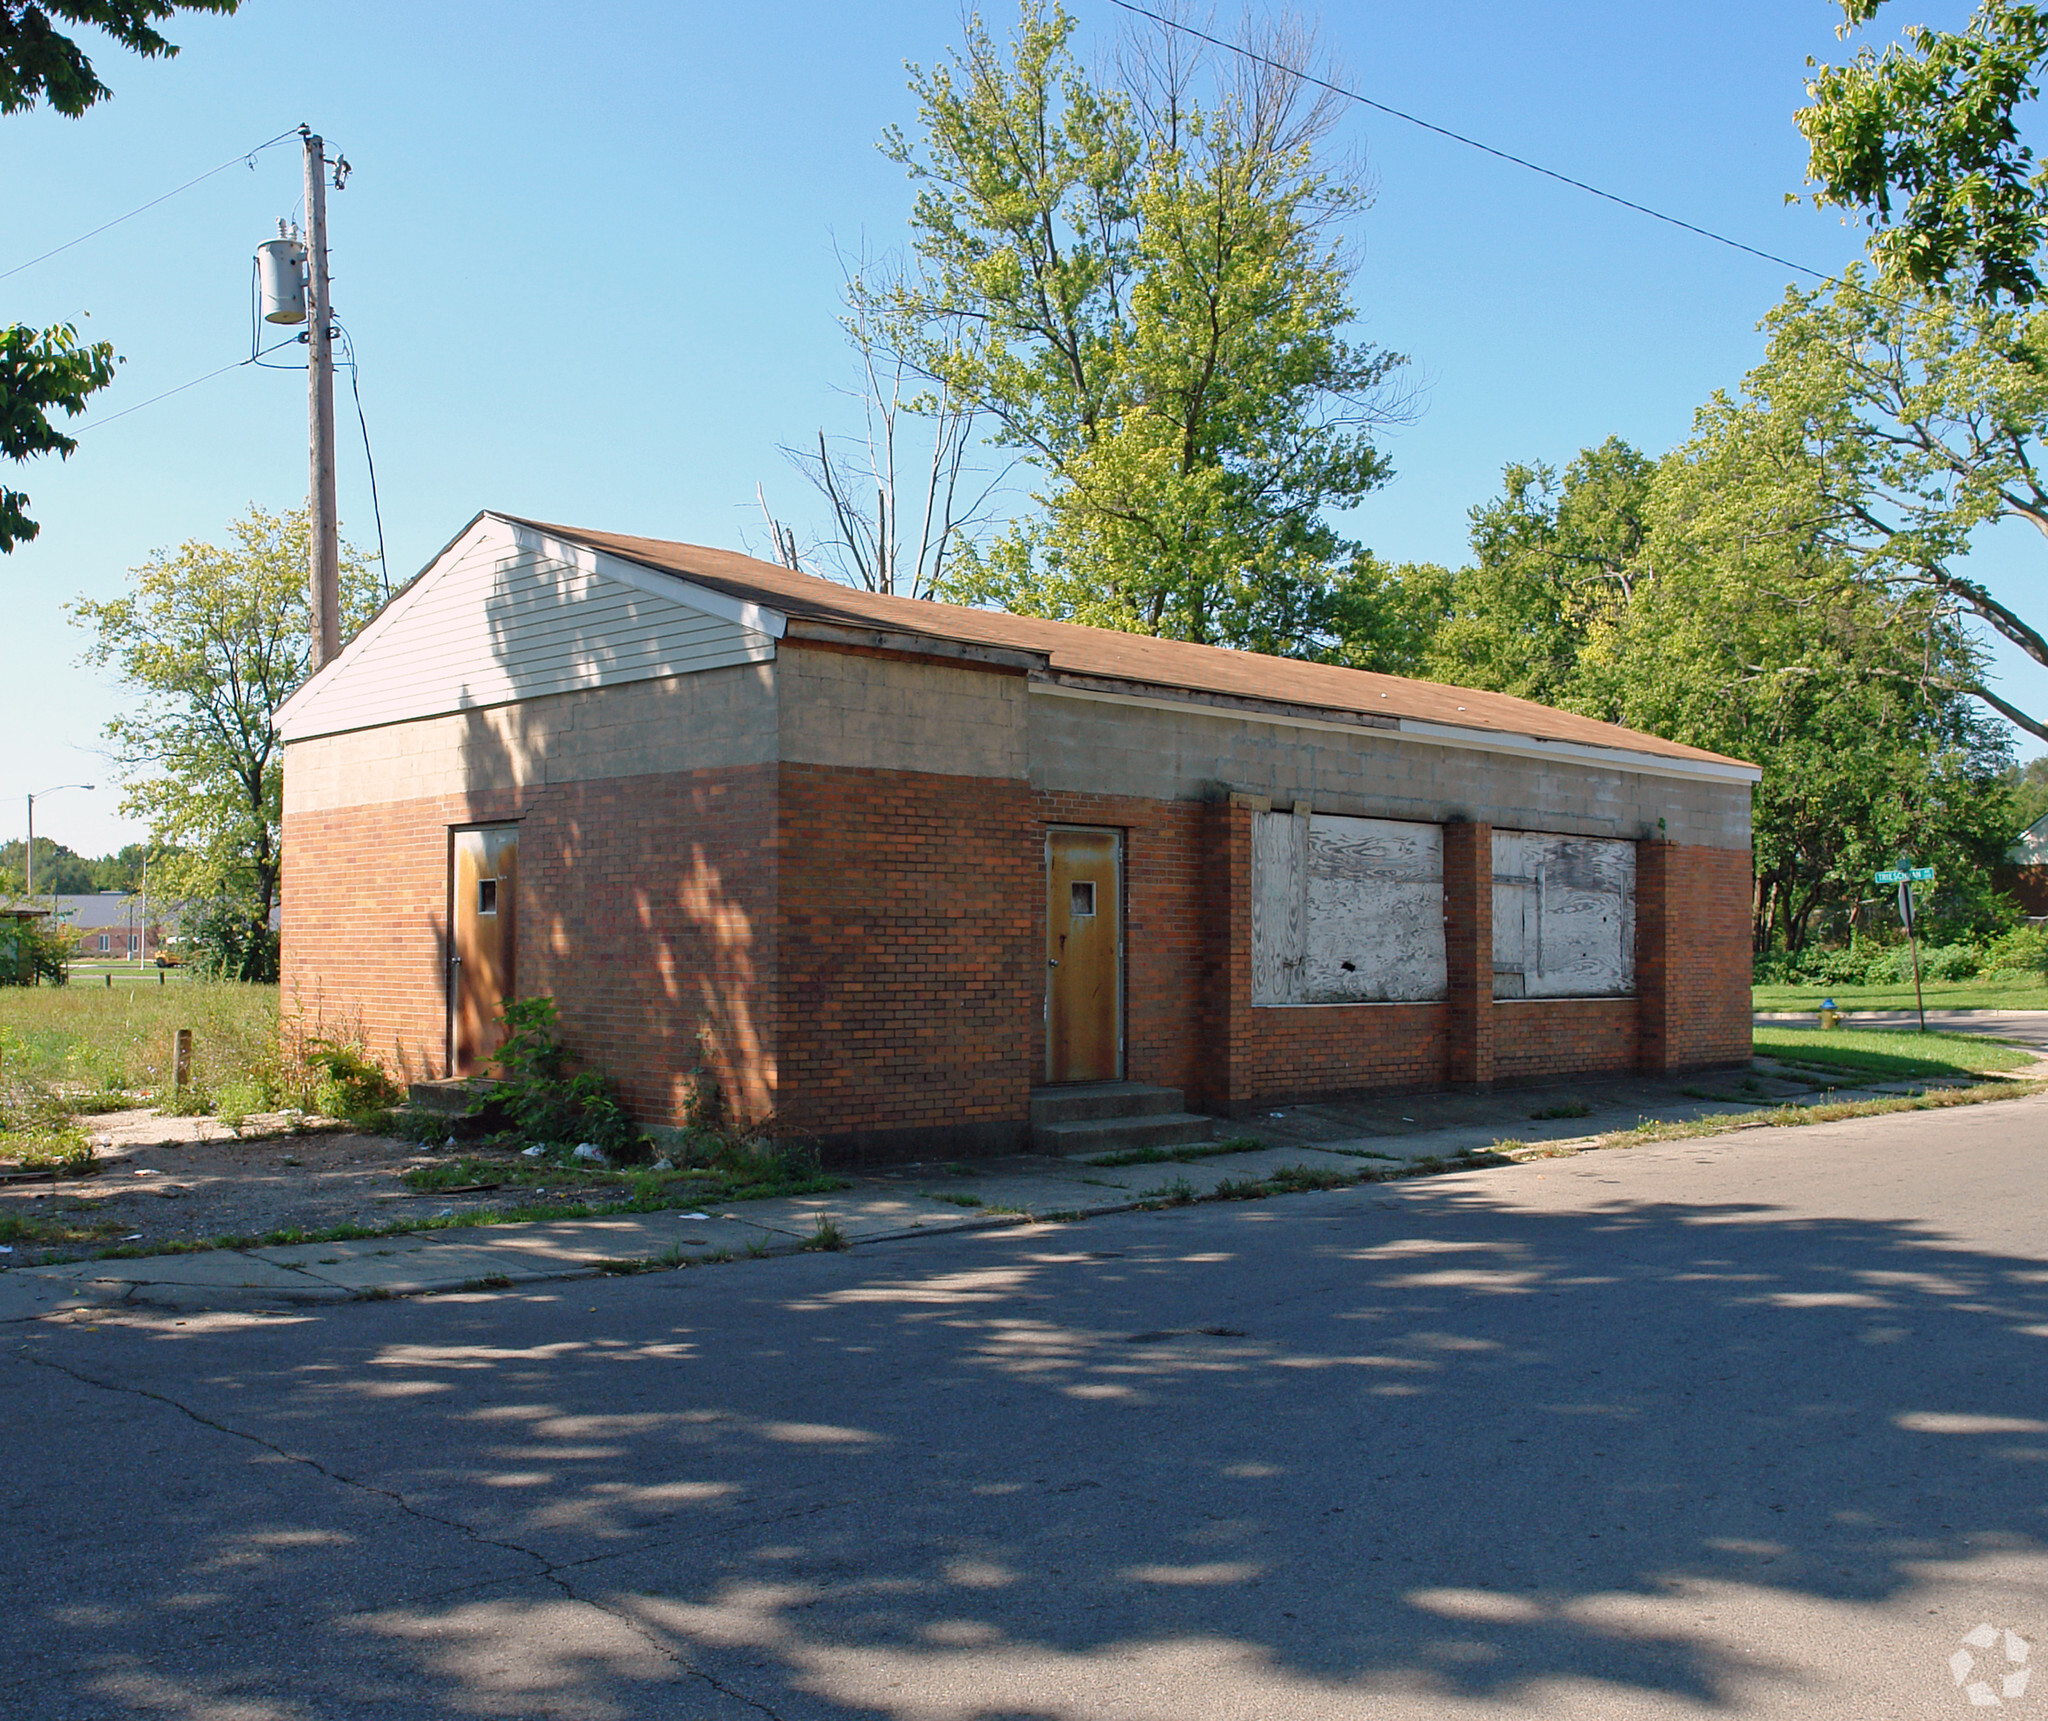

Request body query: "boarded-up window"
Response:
[1252, 813, 1446, 1005]
[1492, 831, 1635, 999]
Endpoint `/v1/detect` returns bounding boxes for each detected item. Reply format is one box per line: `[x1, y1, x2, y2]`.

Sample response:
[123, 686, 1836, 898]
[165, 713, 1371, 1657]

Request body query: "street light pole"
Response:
[23, 783, 94, 904]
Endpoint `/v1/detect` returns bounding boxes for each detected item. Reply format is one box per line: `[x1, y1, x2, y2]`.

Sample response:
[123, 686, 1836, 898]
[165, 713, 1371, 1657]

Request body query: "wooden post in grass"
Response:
[171, 1029, 193, 1097]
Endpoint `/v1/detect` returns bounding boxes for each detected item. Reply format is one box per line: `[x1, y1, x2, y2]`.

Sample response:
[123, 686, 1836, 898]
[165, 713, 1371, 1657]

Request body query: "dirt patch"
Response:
[0, 1112, 619, 1266]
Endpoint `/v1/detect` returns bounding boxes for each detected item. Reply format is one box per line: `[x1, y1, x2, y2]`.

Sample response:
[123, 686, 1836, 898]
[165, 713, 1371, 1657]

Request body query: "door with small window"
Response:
[450, 825, 518, 1076]
[1045, 827, 1123, 1084]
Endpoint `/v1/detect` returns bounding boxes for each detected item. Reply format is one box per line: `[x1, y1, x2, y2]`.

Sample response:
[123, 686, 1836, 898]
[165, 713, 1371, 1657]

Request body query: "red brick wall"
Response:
[1638, 840, 1753, 1072]
[1494, 999, 1639, 1081]
[285, 742, 1754, 1147]
[281, 761, 780, 1126]
[775, 763, 1037, 1155]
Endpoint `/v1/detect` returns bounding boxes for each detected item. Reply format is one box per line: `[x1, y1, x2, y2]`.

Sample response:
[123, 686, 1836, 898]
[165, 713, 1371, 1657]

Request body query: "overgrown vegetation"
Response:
[0, 916, 72, 987]
[467, 997, 643, 1156]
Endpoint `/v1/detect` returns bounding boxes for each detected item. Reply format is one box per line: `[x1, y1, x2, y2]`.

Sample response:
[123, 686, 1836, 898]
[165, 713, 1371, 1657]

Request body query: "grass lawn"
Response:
[64, 960, 195, 988]
[0, 981, 280, 1113]
[1753, 1023, 2036, 1081]
[1754, 978, 2048, 1013]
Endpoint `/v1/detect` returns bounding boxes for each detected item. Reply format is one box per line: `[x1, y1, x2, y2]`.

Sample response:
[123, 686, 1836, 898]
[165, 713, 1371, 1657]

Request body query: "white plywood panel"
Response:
[1492, 831, 1635, 998]
[281, 522, 776, 740]
[1251, 810, 1307, 1005]
[1252, 812, 1445, 1005]
[1300, 815, 1446, 1003]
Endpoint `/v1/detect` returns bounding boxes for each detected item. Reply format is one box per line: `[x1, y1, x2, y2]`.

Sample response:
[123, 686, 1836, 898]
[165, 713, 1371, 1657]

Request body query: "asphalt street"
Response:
[5, 1093, 2045, 1720]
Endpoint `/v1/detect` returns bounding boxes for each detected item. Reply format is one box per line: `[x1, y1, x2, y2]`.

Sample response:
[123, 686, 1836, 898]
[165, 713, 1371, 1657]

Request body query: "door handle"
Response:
[1047, 958, 1059, 967]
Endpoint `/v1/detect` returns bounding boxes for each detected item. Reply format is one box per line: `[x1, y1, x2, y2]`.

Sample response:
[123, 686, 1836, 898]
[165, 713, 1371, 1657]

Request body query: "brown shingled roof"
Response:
[511, 515, 1754, 772]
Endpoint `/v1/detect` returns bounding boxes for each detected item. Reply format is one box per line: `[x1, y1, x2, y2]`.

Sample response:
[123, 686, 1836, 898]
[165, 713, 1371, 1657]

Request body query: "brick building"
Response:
[278, 513, 1760, 1160]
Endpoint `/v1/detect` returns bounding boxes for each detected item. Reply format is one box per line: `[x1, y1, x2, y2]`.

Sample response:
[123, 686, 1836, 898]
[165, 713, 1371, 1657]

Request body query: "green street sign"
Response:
[1873, 867, 1935, 885]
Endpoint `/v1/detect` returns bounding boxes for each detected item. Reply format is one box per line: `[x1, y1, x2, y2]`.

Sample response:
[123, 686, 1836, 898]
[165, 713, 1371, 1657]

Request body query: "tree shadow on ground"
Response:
[9, 1171, 2047, 1718]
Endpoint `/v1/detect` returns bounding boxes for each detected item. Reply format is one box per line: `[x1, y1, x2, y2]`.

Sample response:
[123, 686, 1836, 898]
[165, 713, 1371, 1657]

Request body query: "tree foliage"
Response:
[0, 320, 114, 551]
[880, 2, 1408, 653]
[4, 1, 241, 550]
[0, 0, 239, 117]
[1674, 270, 2048, 741]
[68, 506, 378, 979]
[1798, 0, 2048, 303]
[1396, 430, 2018, 954]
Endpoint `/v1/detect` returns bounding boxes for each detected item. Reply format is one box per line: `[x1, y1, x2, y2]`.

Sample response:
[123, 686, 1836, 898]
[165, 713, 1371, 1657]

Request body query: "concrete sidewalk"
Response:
[3, 1052, 2035, 1324]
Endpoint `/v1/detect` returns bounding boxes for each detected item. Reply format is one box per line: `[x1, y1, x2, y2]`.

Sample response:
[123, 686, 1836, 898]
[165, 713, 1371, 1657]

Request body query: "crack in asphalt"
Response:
[10, 1345, 790, 1721]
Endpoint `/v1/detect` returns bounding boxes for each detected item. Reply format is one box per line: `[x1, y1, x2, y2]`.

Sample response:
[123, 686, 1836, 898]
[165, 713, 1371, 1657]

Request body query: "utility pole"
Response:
[303, 128, 340, 670]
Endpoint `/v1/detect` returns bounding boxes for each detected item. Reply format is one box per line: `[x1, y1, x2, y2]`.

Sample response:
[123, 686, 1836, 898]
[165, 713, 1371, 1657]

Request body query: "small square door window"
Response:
[478, 879, 499, 916]
[1070, 880, 1095, 919]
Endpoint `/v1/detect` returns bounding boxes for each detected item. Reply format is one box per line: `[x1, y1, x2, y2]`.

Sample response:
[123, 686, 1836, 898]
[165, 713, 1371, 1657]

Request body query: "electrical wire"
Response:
[336, 324, 392, 601]
[0, 126, 303, 283]
[1099, 0, 1833, 285]
[73, 336, 301, 433]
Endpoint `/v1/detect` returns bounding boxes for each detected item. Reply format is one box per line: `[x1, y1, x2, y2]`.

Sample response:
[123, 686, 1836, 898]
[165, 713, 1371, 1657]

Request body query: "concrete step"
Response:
[1033, 1110, 1216, 1159]
[407, 1078, 493, 1118]
[1029, 1082, 1187, 1127]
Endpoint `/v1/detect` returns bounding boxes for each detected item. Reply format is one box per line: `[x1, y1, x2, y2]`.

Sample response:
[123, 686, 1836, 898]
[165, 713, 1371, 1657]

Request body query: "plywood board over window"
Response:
[1252, 812, 1447, 1005]
[1493, 831, 1635, 998]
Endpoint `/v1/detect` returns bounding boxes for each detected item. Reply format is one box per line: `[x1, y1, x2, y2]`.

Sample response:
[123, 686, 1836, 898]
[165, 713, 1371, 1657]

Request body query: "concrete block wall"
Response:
[779, 642, 1029, 781]
[1029, 688, 1753, 850]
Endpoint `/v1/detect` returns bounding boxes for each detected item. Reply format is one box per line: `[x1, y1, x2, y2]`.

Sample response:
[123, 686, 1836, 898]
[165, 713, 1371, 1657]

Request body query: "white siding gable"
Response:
[278, 516, 781, 741]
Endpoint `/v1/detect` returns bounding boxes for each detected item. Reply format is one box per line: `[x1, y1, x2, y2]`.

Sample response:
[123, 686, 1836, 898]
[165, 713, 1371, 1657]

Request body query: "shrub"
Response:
[0, 917, 72, 987]
[472, 996, 644, 1159]
[186, 897, 279, 983]
[305, 1040, 404, 1125]
[1979, 924, 2048, 979]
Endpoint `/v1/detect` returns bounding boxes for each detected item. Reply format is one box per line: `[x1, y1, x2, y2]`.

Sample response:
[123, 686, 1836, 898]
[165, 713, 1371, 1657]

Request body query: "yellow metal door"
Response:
[1046, 827, 1123, 1084]
[451, 825, 518, 1076]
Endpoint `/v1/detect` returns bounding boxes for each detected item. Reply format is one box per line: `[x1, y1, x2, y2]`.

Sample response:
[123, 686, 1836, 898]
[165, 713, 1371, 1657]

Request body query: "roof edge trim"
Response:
[1029, 680, 1762, 783]
[1395, 716, 1762, 783]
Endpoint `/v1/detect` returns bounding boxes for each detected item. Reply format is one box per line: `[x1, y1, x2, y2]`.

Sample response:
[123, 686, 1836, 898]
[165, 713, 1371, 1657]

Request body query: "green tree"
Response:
[1689, 270, 2048, 741]
[3, 0, 241, 550]
[1, 1, 240, 116]
[882, 2, 1408, 653]
[1416, 430, 2016, 952]
[1798, 0, 2048, 303]
[1576, 490, 2014, 952]
[1, 320, 113, 551]
[69, 506, 377, 980]
[1420, 437, 1653, 706]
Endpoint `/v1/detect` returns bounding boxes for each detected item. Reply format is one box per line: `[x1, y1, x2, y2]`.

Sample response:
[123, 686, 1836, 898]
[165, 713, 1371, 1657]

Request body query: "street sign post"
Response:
[1873, 866, 1934, 1032]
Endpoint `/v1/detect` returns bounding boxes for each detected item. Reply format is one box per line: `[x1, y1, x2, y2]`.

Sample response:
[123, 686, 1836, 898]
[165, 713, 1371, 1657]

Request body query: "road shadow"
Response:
[9, 1164, 2046, 1717]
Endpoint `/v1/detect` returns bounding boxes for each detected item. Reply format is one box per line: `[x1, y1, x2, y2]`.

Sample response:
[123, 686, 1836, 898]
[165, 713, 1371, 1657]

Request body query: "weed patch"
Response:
[1085, 1137, 1264, 1169]
[1528, 1098, 1594, 1121]
[804, 1216, 848, 1252]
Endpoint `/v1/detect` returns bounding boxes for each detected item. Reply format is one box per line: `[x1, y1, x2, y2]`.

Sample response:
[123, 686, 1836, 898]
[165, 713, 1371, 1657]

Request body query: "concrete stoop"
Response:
[1029, 1082, 1215, 1157]
[407, 1078, 493, 1119]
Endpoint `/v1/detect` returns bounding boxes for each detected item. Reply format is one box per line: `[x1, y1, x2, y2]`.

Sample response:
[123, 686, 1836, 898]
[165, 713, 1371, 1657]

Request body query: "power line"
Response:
[0, 126, 303, 284]
[336, 325, 392, 601]
[1100, 0, 1832, 286]
[74, 336, 301, 433]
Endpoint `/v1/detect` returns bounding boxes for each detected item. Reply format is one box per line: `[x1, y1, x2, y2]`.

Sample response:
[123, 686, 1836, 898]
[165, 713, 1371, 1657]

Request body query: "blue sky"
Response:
[5, 0, 2039, 857]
